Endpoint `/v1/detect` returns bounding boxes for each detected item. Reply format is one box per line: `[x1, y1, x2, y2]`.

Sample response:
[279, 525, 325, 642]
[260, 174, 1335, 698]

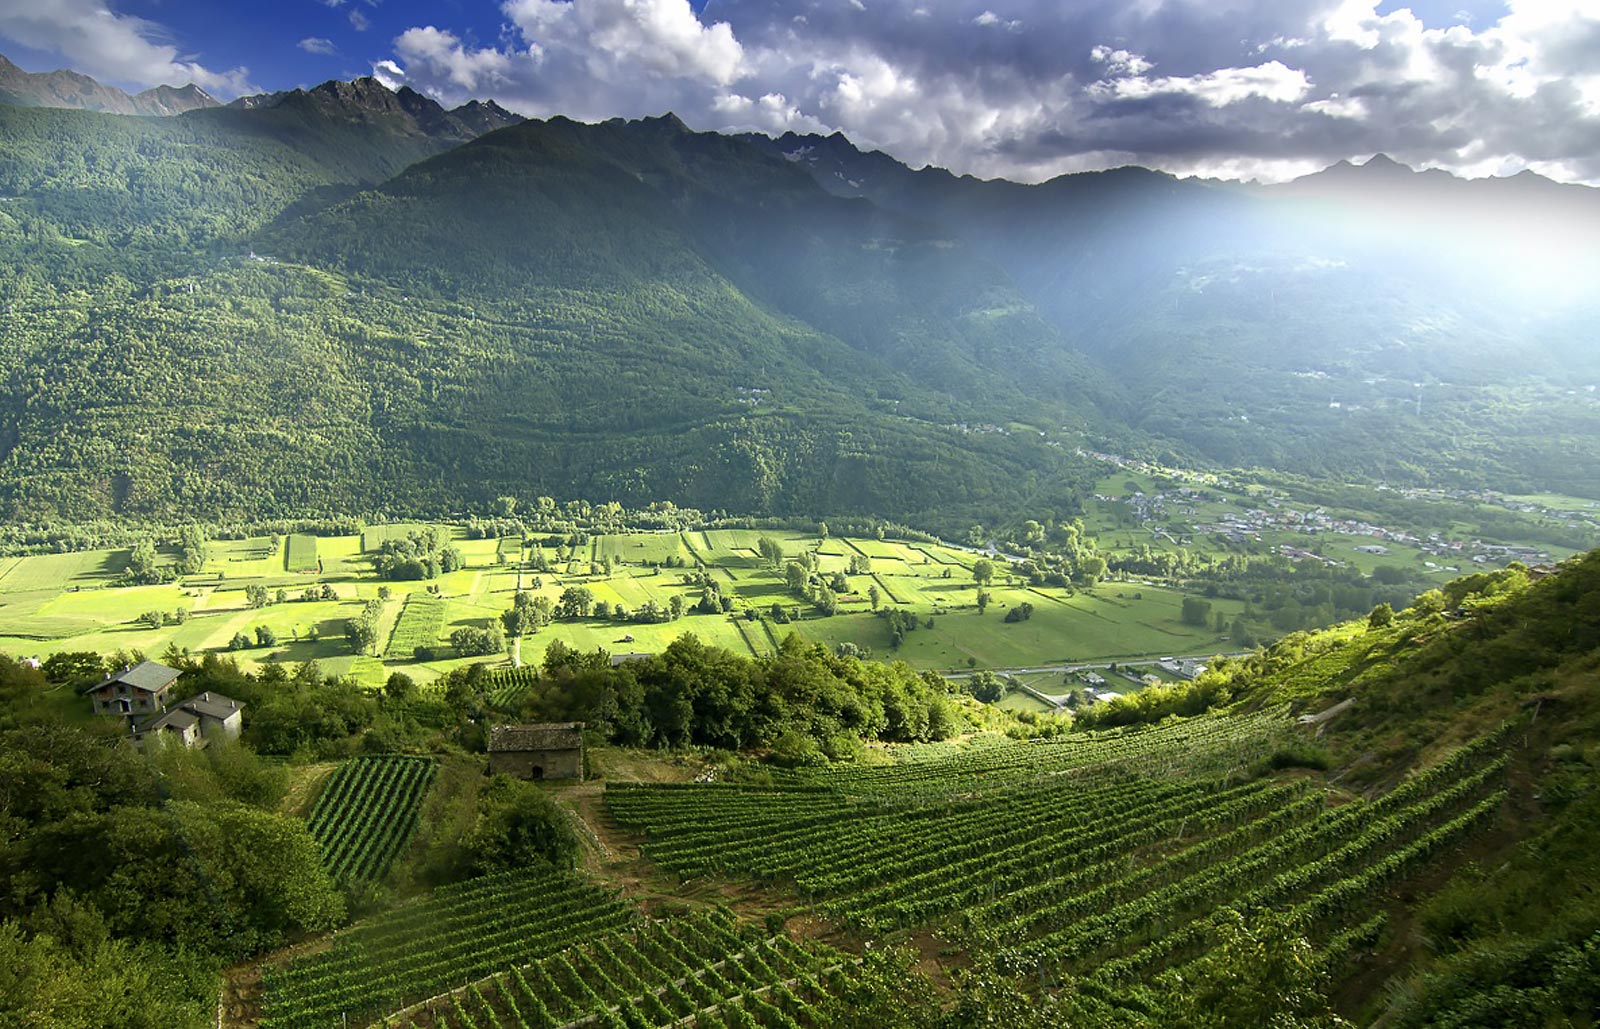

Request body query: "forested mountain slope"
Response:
[0, 97, 1103, 528]
[750, 132, 1600, 495]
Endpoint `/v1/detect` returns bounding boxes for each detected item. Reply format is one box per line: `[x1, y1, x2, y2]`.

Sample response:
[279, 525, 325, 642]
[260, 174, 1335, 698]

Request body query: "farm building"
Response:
[488, 723, 584, 780]
[83, 660, 182, 720]
[608, 651, 654, 667]
[129, 691, 245, 751]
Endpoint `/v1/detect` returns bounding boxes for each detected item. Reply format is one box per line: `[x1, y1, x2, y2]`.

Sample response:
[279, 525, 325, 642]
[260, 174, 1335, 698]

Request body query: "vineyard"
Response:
[306, 756, 438, 885]
[260, 868, 637, 1029]
[385, 593, 446, 658]
[486, 666, 539, 709]
[605, 719, 1512, 1012]
[382, 910, 857, 1029]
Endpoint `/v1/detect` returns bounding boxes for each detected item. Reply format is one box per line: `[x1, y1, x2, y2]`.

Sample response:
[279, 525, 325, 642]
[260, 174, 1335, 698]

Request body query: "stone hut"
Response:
[487, 722, 584, 781]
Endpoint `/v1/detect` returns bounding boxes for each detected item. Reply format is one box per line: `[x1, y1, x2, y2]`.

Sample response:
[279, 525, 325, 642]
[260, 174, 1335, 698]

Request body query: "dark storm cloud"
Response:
[376, 0, 1600, 183]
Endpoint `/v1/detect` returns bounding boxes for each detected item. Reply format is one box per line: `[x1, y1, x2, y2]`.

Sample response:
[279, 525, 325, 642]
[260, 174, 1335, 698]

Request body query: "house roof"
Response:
[137, 707, 200, 733]
[84, 659, 182, 695]
[488, 723, 583, 753]
[608, 651, 655, 667]
[180, 691, 244, 720]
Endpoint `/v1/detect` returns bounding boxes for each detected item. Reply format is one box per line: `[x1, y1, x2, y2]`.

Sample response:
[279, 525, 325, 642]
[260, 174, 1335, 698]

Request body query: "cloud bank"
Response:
[375, 0, 1600, 184]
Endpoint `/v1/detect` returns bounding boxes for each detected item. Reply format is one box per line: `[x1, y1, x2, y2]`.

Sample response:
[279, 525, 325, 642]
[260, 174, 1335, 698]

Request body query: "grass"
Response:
[0, 528, 1334, 679]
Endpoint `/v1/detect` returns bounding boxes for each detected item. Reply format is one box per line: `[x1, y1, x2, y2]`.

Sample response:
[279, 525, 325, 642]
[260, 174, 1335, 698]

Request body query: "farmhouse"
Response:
[129, 691, 245, 751]
[488, 723, 584, 780]
[84, 660, 182, 720]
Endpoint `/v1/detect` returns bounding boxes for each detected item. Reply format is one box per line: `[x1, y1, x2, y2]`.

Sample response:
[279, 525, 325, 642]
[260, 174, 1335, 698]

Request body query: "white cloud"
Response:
[392, 27, 512, 92]
[0, 0, 253, 96]
[298, 37, 338, 57]
[1089, 45, 1153, 75]
[974, 11, 1020, 30]
[1302, 93, 1367, 119]
[349, 8, 372, 32]
[1093, 60, 1311, 107]
[371, 58, 406, 89]
[506, 0, 742, 85]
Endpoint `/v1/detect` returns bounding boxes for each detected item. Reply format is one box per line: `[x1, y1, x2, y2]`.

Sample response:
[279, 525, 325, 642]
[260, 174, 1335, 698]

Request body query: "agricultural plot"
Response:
[595, 532, 694, 566]
[360, 523, 435, 552]
[389, 910, 853, 1029]
[258, 867, 637, 1029]
[204, 536, 284, 579]
[285, 534, 319, 574]
[0, 548, 122, 592]
[606, 724, 1509, 1005]
[791, 583, 1239, 669]
[306, 756, 437, 884]
[385, 593, 444, 658]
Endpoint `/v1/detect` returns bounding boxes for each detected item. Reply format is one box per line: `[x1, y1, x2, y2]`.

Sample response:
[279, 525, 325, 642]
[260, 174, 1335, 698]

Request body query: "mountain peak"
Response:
[1360, 153, 1414, 174]
[645, 112, 691, 132]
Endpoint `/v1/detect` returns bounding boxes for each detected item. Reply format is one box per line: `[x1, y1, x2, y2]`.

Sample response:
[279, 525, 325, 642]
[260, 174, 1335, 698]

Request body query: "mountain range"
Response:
[0, 54, 219, 117]
[0, 57, 1597, 528]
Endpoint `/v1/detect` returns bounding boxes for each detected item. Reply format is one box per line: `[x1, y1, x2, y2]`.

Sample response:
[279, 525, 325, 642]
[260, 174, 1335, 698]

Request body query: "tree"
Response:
[229, 632, 252, 652]
[868, 584, 881, 610]
[976, 589, 992, 614]
[668, 594, 686, 620]
[972, 559, 995, 586]
[556, 586, 595, 620]
[254, 625, 277, 647]
[128, 538, 159, 578]
[459, 776, 580, 876]
[757, 536, 786, 568]
[450, 624, 504, 657]
[1368, 602, 1395, 629]
[384, 672, 418, 704]
[785, 561, 809, 595]
[244, 584, 269, 609]
[1182, 597, 1214, 627]
[138, 610, 166, 630]
[969, 671, 1005, 703]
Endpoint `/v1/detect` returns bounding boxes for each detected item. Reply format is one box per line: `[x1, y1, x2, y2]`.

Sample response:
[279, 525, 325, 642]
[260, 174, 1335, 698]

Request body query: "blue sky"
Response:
[1, 0, 1595, 185]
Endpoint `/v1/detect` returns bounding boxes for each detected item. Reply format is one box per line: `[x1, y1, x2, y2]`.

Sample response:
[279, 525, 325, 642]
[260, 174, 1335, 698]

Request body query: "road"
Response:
[941, 652, 1251, 681]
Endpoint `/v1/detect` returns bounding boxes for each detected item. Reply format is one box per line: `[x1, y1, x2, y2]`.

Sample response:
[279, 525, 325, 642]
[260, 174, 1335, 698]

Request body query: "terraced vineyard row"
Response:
[384, 910, 854, 1029]
[607, 720, 1512, 1009]
[770, 710, 1292, 797]
[261, 868, 636, 1029]
[486, 666, 540, 709]
[306, 755, 437, 885]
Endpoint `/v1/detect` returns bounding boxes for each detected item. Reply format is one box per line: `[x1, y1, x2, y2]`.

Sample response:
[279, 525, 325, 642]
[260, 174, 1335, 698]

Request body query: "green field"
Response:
[286, 534, 319, 574]
[0, 527, 1279, 685]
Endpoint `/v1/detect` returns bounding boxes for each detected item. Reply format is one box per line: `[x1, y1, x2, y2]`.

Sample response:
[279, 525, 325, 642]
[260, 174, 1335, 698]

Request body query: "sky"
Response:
[1, 0, 1598, 185]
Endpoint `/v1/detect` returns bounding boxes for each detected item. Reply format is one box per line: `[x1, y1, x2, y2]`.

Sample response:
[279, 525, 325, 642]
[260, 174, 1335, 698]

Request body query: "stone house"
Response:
[487, 723, 584, 780]
[129, 691, 245, 752]
[84, 660, 182, 720]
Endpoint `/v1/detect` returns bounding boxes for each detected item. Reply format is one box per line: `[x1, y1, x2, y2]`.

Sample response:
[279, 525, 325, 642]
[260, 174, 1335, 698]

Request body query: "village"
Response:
[1085, 458, 1574, 574]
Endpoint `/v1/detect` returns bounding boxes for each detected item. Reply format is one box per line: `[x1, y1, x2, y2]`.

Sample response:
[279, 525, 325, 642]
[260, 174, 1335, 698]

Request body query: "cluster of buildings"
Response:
[82, 660, 244, 752]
